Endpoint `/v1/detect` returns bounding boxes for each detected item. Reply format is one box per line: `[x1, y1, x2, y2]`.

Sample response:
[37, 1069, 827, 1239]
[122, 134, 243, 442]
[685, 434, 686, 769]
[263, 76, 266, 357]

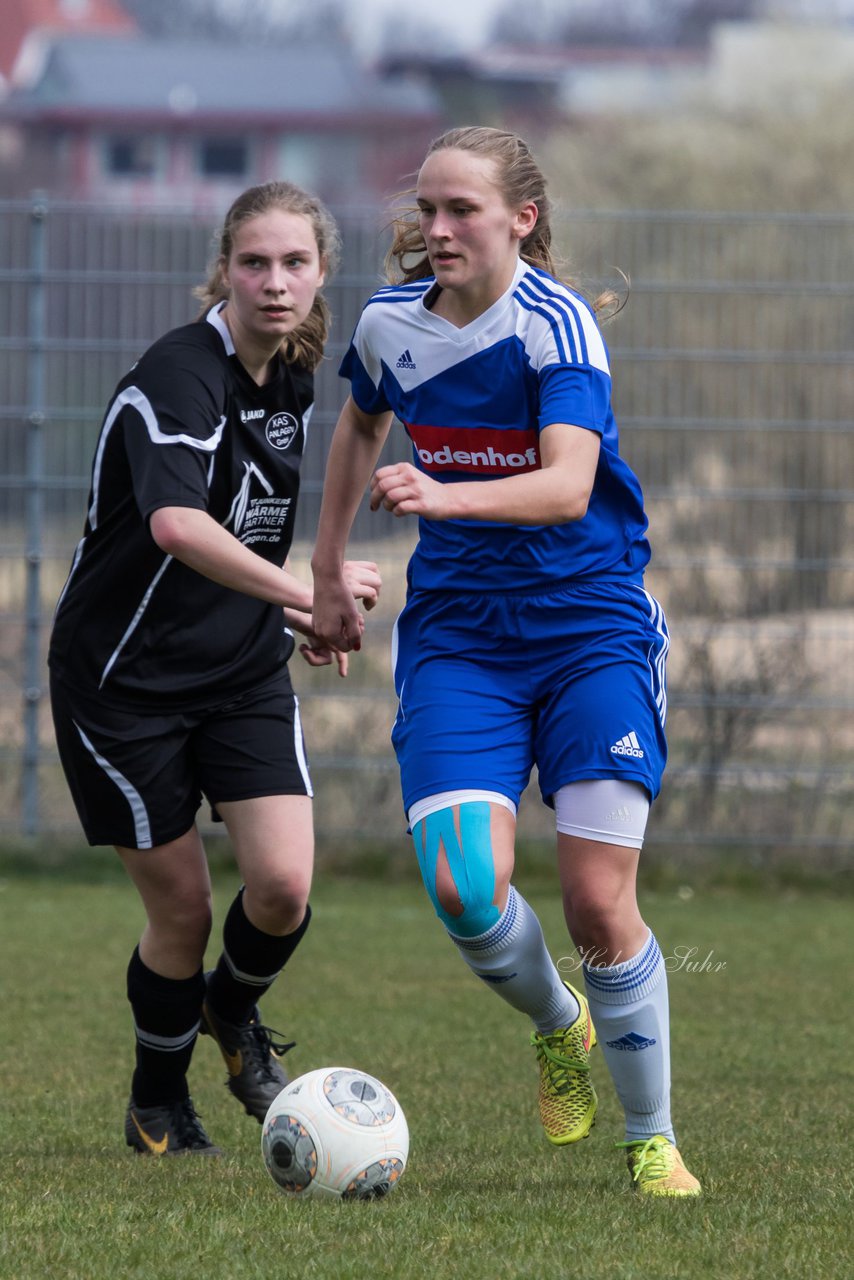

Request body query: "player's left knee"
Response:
[555, 779, 650, 953]
[566, 898, 636, 959]
[244, 873, 310, 934]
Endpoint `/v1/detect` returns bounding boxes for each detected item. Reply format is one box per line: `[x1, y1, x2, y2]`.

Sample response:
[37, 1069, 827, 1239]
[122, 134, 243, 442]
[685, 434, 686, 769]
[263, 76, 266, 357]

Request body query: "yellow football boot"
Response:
[619, 1134, 702, 1197]
[530, 982, 598, 1145]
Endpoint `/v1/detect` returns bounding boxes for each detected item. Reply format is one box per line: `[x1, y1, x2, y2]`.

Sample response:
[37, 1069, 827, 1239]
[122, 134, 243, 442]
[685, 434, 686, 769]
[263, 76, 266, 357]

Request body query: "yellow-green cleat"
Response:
[618, 1135, 702, 1197]
[530, 982, 598, 1145]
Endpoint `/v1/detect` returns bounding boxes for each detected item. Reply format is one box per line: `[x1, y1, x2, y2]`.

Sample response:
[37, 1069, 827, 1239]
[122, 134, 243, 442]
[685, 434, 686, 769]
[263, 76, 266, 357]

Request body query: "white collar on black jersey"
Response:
[206, 301, 236, 356]
[419, 257, 527, 343]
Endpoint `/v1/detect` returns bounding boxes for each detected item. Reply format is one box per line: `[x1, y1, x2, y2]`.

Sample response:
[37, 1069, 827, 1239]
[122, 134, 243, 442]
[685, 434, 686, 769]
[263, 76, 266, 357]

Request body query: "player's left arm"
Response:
[369, 422, 600, 526]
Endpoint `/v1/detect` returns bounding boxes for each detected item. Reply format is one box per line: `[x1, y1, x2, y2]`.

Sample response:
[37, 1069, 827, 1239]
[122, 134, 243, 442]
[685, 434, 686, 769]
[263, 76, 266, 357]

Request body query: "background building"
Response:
[0, 2, 441, 205]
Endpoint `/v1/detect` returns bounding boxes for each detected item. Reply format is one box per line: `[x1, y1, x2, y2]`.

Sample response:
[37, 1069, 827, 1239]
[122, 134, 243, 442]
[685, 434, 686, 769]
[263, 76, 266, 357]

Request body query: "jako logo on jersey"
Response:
[240, 408, 265, 423]
[396, 349, 416, 369]
[266, 412, 299, 450]
[407, 422, 540, 475]
[610, 731, 645, 759]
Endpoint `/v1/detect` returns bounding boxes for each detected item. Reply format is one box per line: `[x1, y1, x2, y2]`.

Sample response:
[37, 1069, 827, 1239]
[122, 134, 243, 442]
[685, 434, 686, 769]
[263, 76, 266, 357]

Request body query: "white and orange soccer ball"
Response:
[261, 1067, 409, 1201]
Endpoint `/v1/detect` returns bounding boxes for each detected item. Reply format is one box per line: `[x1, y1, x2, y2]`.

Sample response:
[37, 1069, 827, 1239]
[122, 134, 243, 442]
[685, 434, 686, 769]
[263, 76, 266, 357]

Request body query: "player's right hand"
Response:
[311, 576, 366, 653]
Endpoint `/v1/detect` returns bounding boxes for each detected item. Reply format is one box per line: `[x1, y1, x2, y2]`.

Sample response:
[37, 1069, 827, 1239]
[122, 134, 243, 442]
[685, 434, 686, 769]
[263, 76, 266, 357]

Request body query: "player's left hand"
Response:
[370, 463, 449, 519]
[298, 635, 351, 677]
[291, 614, 363, 677]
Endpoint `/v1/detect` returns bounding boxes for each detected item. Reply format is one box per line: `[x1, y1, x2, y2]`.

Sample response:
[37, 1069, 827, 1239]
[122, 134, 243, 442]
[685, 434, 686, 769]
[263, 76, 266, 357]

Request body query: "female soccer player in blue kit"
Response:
[311, 127, 700, 1196]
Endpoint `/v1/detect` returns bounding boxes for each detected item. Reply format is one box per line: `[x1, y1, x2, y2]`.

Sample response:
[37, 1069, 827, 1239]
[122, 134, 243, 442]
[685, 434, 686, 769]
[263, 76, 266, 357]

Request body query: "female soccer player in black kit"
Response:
[48, 182, 381, 1155]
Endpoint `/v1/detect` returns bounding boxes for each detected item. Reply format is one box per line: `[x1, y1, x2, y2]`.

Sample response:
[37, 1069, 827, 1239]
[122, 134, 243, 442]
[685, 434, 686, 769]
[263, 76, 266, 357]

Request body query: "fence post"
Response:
[22, 191, 48, 835]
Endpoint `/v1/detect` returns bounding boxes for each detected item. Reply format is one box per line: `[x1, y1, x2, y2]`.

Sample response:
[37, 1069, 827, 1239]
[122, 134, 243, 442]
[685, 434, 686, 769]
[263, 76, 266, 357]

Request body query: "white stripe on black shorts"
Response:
[50, 666, 312, 850]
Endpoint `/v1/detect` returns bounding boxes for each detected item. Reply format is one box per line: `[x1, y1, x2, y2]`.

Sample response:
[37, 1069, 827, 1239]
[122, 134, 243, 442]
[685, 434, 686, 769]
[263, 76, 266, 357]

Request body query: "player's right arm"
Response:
[150, 506, 316, 612]
[150, 509, 382, 617]
[311, 395, 393, 651]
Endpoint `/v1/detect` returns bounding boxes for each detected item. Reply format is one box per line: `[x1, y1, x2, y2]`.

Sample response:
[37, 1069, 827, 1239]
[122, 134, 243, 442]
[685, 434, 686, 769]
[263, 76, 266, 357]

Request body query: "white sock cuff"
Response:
[583, 930, 664, 1006]
[447, 885, 522, 955]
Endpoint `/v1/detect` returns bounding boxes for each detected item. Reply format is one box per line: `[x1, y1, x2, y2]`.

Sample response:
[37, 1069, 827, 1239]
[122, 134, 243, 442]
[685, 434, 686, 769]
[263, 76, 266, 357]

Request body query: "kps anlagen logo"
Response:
[266, 412, 299, 451]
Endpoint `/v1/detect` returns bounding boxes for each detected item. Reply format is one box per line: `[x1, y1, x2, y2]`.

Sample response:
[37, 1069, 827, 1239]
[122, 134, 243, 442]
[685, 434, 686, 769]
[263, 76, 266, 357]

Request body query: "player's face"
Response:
[222, 209, 325, 352]
[416, 149, 537, 316]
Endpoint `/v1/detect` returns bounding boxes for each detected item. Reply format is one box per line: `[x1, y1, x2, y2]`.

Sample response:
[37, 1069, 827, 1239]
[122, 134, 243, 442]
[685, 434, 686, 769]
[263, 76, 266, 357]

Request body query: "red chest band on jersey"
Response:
[405, 422, 541, 475]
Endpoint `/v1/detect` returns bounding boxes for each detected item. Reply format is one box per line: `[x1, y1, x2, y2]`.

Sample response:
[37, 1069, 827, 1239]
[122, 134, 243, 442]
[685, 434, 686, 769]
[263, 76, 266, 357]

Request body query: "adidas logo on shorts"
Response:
[610, 730, 645, 759]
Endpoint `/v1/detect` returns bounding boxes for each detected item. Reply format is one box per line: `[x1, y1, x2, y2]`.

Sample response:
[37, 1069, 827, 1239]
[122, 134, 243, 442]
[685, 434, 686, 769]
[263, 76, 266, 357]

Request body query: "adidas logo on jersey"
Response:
[396, 348, 416, 369]
[610, 731, 645, 759]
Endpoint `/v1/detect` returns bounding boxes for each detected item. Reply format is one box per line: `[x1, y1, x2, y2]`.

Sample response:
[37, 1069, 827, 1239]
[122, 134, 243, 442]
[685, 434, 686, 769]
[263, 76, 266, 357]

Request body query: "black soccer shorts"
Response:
[50, 667, 313, 850]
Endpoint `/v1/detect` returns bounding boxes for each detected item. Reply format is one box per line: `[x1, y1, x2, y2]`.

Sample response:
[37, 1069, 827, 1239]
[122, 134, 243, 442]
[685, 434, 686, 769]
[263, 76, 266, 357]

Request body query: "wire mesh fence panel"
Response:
[1, 197, 852, 857]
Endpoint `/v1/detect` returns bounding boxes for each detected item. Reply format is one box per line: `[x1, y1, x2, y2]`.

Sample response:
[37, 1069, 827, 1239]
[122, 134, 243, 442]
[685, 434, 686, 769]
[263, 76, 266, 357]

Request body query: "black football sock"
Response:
[126, 946, 205, 1107]
[206, 888, 311, 1025]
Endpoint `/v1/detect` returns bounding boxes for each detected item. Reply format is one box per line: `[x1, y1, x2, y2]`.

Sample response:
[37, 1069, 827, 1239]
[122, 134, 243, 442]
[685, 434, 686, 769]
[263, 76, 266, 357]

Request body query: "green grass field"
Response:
[1, 851, 851, 1280]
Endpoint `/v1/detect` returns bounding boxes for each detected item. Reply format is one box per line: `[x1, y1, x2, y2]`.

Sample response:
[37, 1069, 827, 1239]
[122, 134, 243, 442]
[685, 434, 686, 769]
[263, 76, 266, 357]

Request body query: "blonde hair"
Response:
[386, 126, 621, 316]
[195, 181, 341, 371]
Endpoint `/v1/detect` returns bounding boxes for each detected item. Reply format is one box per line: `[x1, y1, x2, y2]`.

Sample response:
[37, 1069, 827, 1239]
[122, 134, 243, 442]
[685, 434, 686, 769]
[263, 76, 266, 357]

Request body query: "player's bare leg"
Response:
[200, 795, 313, 1121]
[118, 827, 219, 1154]
[559, 834, 700, 1194]
[118, 825, 213, 976]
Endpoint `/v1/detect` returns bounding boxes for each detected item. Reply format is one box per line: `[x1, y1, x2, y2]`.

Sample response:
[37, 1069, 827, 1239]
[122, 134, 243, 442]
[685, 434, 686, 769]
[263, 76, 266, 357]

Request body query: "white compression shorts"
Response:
[554, 779, 650, 850]
[408, 782, 648, 850]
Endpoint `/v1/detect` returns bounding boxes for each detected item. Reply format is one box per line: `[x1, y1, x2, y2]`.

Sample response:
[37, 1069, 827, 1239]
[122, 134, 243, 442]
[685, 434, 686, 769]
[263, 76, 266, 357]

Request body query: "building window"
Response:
[278, 134, 359, 196]
[198, 138, 248, 178]
[105, 136, 157, 177]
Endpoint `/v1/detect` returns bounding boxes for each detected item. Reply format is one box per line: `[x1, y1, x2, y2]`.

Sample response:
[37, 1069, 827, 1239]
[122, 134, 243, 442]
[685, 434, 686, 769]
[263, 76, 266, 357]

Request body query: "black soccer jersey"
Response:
[49, 304, 313, 708]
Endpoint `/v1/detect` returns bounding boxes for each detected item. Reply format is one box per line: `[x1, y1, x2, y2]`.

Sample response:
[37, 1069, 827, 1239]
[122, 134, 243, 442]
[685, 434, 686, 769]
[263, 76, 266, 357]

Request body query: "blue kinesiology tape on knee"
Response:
[412, 802, 499, 937]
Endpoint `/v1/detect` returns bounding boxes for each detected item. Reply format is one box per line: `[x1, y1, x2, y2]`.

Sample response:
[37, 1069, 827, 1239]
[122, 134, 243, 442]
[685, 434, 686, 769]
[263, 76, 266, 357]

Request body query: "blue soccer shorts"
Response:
[390, 579, 670, 818]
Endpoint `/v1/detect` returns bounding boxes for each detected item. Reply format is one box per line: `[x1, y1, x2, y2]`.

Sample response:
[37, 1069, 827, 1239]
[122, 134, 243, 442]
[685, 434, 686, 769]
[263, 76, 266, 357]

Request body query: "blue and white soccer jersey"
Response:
[340, 258, 669, 816]
[340, 257, 650, 593]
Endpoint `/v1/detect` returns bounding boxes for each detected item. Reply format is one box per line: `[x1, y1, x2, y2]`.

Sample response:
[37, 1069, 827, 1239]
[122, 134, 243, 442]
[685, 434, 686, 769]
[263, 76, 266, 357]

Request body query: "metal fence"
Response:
[1, 196, 852, 859]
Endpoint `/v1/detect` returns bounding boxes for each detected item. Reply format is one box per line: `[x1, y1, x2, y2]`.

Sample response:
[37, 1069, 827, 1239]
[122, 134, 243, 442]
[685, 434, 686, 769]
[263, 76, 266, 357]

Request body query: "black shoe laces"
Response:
[173, 1098, 212, 1149]
[245, 1021, 296, 1081]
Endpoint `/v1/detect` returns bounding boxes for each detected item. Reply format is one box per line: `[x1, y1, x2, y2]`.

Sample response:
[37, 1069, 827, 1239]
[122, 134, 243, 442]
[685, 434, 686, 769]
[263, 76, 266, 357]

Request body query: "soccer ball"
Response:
[261, 1067, 409, 1201]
